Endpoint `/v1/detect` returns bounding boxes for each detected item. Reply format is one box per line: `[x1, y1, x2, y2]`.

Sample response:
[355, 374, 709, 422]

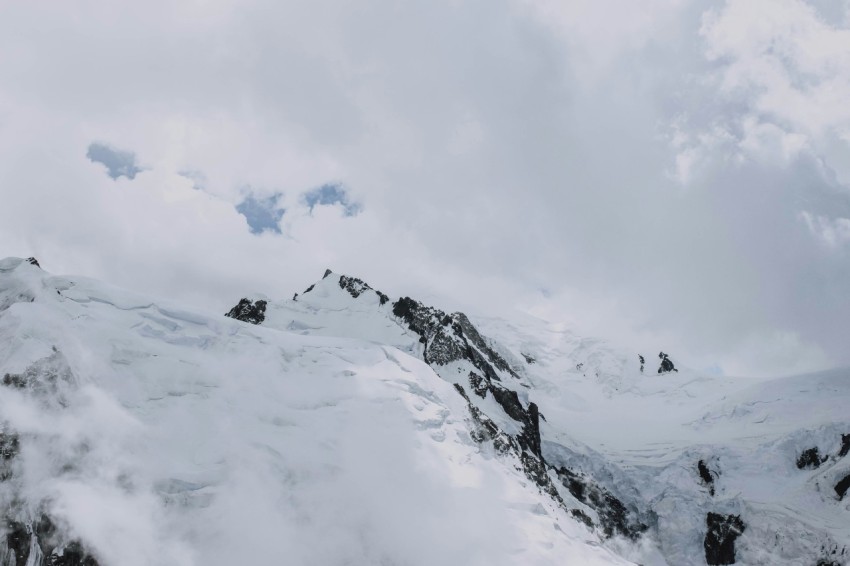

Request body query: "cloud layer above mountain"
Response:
[1, 0, 848, 376]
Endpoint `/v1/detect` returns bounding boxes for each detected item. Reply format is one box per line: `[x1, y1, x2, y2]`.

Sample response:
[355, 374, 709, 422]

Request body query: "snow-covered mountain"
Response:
[0, 257, 848, 565]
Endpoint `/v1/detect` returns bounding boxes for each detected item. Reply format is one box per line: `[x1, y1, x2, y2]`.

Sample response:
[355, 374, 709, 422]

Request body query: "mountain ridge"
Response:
[0, 257, 848, 565]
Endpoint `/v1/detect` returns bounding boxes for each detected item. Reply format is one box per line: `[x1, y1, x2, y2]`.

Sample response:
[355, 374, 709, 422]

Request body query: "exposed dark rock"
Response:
[816, 543, 847, 565]
[468, 372, 488, 398]
[554, 466, 649, 540]
[835, 474, 850, 500]
[839, 434, 850, 459]
[25, 258, 40, 268]
[454, 384, 563, 508]
[454, 384, 513, 454]
[2, 373, 27, 389]
[46, 542, 99, 566]
[522, 353, 536, 364]
[5, 521, 31, 566]
[337, 275, 389, 305]
[2, 515, 99, 566]
[224, 298, 267, 325]
[797, 447, 828, 470]
[489, 386, 526, 423]
[1, 349, 75, 400]
[657, 352, 678, 374]
[323, 269, 333, 279]
[394, 293, 652, 542]
[338, 275, 370, 298]
[704, 512, 745, 565]
[576, 363, 584, 371]
[391, 297, 518, 382]
[518, 401, 542, 458]
[570, 508, 594, 529]
[303, 284, 315, 294]
[698, 460, 716, 496]
[639, 354, 645, 373]
[0, 432, 18, 462]
[0, 430, 19, 481]
[292, 293, 298, 301]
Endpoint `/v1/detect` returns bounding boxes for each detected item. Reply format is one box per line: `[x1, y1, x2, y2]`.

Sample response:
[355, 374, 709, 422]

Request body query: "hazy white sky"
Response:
[1, 0, 849, 376]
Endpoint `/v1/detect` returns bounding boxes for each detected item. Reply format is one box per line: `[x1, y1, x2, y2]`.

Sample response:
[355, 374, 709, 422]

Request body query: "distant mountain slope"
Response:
[238, 269, 850, 566]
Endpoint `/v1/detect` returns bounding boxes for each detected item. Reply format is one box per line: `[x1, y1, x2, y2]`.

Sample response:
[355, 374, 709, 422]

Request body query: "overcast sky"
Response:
[1, 0, 849, 377]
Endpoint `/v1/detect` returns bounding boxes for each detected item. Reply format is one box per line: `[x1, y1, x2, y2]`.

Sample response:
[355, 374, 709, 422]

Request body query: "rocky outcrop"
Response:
[657, 352, 677, 374]
[338, 275, 389, 305]
[2, 349, 74, 404]
[553, 466, 650, 540]
[797, 447, 827, 470]
[0, 431, 18, 482]
[224, 298, 267, 325]
[839, 434, 850, 459]
[698, 460, 716, 496]
[25, 258, 40, 268]
[453, 384, 515, 455]
[390, 294, 658, 542]
[0, 351, 100, 566]
[704, 513, 745, 565]
[391, 297, 518, 380]
[2, 516, 99, 566]
[835, 474, 850, 500]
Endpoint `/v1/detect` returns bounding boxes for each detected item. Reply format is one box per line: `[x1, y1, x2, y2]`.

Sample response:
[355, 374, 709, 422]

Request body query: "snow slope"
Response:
[0, 258, 630, 566]
[253, 270, 850, 566]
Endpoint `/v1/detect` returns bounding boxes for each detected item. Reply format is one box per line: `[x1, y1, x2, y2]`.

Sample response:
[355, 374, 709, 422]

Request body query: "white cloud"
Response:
[699, 0, 850, 176]
[0, 0, 849, 376]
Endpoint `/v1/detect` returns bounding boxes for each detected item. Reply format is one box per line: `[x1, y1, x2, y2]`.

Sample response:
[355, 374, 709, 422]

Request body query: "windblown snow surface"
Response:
[0, 257, 848, 565]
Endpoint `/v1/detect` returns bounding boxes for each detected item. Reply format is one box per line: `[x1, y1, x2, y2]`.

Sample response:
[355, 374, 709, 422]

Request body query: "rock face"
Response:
[553, 466, 649, 539]
[698, 460, 716, 496]
[797, 447, 827, 470]
[657, 352, 677, 374]
[25, 258, 40, 268]
[2, 517, 99, 566]
[835, 474, 850, 500]
[392, 297, 517, 379]
[390, 295, 556, 483]
[0, 351, 99, 566]
[388, 293, 653, 541]
[704, 513, 746, 565]
[338, 275, 389, 305]
[224, 298, 267, 325]
[839, 434, 850, 458]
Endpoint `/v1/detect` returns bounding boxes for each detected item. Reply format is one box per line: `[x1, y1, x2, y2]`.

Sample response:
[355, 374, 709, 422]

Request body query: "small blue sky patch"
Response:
[86, 142, 143, 180]
[303, 183, 360, 216]
[178, 170, 206, 191]
[236, 193, 285, 235]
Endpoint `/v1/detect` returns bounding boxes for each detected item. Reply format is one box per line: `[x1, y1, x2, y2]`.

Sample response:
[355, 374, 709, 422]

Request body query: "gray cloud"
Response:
[0, 0, 848, 376]
[86, 143, 143, 180]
